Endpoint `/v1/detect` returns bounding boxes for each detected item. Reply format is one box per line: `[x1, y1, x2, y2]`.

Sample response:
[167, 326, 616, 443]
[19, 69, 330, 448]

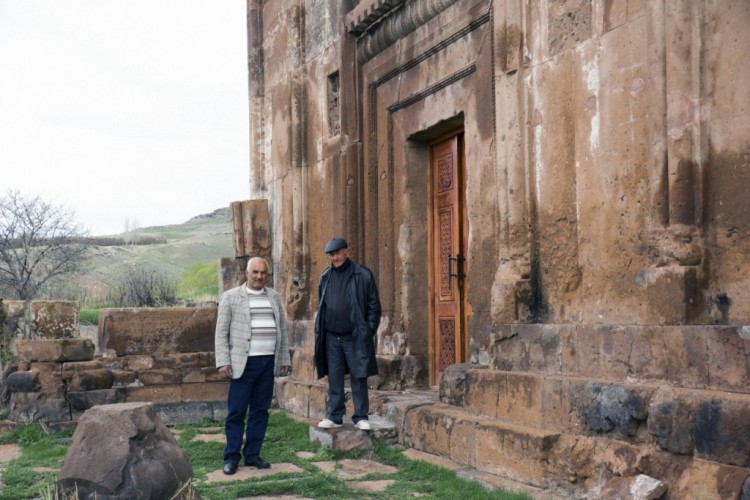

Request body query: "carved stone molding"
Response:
[352, 0, 462, 63]
[347, 0, 406, 36]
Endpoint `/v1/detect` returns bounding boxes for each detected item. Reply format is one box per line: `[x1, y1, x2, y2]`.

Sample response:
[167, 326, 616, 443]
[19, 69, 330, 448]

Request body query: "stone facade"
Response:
[243, 0, 750, 497]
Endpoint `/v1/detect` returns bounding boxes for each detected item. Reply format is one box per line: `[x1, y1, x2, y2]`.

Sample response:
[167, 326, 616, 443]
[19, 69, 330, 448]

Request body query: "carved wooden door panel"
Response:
[429, 134, 466, 386]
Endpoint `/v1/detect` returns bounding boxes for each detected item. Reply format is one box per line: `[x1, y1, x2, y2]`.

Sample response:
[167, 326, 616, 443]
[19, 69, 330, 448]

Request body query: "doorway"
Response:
[428, 133, 467, 386]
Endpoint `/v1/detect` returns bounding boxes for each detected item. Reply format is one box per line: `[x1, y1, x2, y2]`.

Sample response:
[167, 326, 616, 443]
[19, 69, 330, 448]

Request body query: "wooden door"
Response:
[429, 134, 466, 386]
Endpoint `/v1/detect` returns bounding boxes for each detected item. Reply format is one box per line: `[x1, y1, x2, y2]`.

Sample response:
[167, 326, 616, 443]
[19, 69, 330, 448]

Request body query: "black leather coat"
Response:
[314, 260, 381, 379]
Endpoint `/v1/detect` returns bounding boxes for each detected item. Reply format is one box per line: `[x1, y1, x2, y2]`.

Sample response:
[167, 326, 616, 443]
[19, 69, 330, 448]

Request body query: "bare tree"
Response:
[115, 264, 177, 307]
[0, 190, 91, 300]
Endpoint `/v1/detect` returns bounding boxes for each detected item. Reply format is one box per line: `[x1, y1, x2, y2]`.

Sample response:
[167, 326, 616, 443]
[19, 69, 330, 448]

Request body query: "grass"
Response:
[0, 412, 533, 500]
[0, 425, 73, 500]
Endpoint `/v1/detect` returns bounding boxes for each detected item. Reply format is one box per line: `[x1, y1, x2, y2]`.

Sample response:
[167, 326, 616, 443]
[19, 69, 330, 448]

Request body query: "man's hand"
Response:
[218, 365, 233, 379]
[279, 365, 291, 376]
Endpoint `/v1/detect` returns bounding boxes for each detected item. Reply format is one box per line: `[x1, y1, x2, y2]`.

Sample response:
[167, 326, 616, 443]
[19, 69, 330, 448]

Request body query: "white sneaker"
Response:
[354, 420, 371, 431]
[318, 418, 342, 429]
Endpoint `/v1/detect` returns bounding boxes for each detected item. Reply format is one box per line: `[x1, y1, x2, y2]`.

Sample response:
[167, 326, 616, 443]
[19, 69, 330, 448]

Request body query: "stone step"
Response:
[442, 366, 750, 441]
[373, 396, 559, 488]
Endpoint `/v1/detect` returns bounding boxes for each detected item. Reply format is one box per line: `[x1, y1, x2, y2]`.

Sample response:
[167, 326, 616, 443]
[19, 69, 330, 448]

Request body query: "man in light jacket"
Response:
[215, 257, 291, 475]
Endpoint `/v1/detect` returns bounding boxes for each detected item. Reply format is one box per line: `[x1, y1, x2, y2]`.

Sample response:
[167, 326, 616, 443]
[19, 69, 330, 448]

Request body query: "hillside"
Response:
[65, 207, 235, 305]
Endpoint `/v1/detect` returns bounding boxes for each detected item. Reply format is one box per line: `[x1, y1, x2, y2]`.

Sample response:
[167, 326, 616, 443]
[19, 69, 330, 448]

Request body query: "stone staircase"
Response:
[278, 324, 750, 499]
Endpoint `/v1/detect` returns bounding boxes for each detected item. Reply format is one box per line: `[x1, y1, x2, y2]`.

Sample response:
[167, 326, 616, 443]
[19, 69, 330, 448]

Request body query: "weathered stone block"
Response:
[16, 339, 94, 363]
[704, 326, 750, 392]
[492, 325, 565, 375]
[670, 458, 750, 500]
[204, 366, 224, 382]
[309, 425, 372, 452]
[67, 389, 124, 411]
[37, 370, 65, 395]
[540, 377, 578, 432]
[29, 362, 60, 373]
[98, 356, 125, 370]
[373, 355, 411, 390]
[693, 398, 750, 467]
[65, 369, 115, 392]
[662, 326, 709, 389]
[475, 420, 559, 486]
[99, 306, 217, 356]
[138, 369, 181, 386]
[403, 404, 460, 457]
[31, 300, 78, 339]
[125, 385, 181, 404]
[647, 387, 695, 454]
[291, 349, 316, 382]
[124, 355, 154, 371]
[155, 400, 227, 426]
[5, 371, 39, 392]
[10, 392, 69, 423]
[111, 370, 138, 387]
[438, 363, 475, 406]
[448, 418, 478, 467]
[275, 379, 311, 418]
[62, 360, 103, 373]
[174, 352, 205, 367]
[580, 383, 650, 438]
[638, 266, 698, 325]
[464, 369, 543, 426]
[181, 366, 205, 384]
[180, 381, 228, 402]
[152, 356, 177, 369]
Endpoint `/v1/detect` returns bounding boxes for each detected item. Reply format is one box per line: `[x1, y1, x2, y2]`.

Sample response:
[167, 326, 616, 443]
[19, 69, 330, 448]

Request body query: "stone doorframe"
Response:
[359, 0, 493, 385]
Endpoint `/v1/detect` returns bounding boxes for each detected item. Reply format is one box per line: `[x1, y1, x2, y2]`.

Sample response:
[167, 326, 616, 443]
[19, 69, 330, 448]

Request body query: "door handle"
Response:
[447, 254, 465, 279]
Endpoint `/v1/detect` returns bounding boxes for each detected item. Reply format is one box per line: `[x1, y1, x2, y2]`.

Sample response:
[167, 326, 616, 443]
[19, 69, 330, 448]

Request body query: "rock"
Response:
[56, 402, 198, 499]
[599, 474, 667, 499]
[309, 424, 373, 452]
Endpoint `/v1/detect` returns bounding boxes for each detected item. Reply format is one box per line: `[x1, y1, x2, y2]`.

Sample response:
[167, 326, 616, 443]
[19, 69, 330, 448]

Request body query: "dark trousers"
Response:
[325, 332, 369, 424]
[223, 355, 275, 464]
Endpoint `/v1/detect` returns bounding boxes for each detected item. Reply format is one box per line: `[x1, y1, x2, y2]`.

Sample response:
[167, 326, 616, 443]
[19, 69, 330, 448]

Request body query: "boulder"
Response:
[56, 402, 198, 499]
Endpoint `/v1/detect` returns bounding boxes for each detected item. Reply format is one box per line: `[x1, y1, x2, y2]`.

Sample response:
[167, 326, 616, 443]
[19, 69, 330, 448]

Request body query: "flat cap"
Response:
[324, 237, 348, 253]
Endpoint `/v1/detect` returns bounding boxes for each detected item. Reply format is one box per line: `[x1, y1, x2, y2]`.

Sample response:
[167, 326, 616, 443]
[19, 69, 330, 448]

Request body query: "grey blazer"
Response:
[214, 284, 291, 378]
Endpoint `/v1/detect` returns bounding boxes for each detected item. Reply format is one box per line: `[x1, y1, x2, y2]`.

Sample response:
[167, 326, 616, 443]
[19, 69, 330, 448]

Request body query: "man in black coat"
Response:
[314, 237, 381, 430]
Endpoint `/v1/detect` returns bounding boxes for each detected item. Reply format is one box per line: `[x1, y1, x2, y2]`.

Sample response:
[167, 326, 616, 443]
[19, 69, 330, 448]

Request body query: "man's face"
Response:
[246, 260, 269, 291]
[328, 248, 348, 268]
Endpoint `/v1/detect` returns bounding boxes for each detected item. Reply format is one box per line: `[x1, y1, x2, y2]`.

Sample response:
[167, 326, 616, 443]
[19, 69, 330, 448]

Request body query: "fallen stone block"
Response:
[600, 474, 666, 500]
[56, 402, 197, 499]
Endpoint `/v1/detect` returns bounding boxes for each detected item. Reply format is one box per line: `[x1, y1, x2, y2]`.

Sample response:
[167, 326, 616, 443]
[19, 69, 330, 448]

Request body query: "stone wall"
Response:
[5, 306, 227, 426]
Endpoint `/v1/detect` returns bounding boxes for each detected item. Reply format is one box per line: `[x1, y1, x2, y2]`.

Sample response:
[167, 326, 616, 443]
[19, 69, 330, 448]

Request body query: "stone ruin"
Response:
[1, 300, 227, 427]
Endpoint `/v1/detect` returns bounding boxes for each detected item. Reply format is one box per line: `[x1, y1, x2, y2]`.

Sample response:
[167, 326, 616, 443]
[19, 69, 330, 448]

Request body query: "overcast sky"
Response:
[0, 1, 250, 236]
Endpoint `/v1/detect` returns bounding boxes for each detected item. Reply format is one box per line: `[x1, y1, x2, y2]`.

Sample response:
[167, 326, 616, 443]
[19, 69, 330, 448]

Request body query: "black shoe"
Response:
[223, 462, 238, 475]
[244, 456, 271, 469]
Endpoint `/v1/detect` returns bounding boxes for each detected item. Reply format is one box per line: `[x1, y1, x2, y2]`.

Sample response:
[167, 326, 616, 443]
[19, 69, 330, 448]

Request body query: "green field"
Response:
[46, 208, 234, 308]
